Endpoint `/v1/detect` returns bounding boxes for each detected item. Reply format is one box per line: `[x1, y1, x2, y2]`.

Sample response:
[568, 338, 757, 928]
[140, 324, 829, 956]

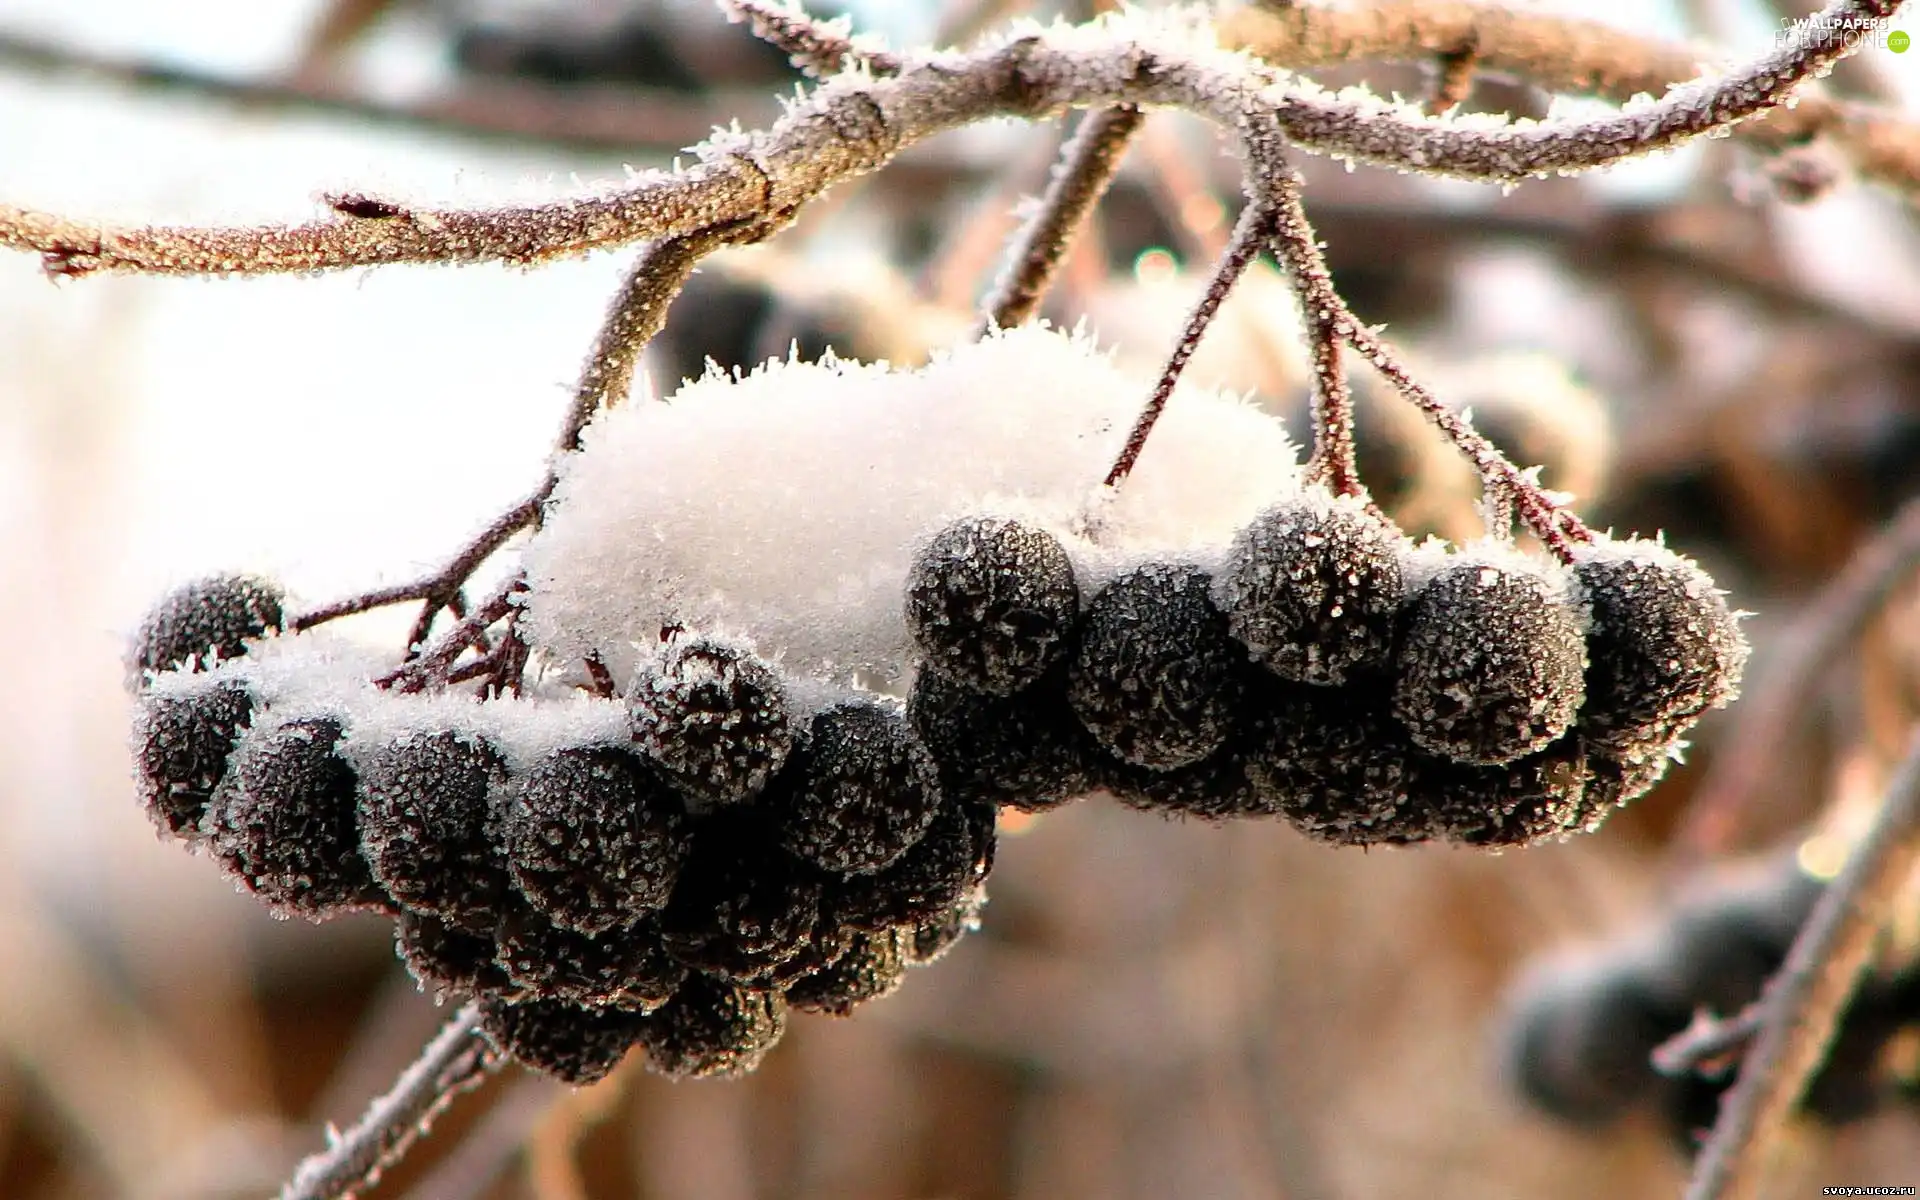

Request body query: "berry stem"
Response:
[720, 0, 904, 78]
[976, 104, 1145, 337]
[1684, 727, 1920, 1200]
[377, 573, 527, 694]
[1651, 1001, 1765, 1077]
[1105, 199, 1273, 489]
[277, 1002, 500, 1200]
[1261, 173, 1593, 556]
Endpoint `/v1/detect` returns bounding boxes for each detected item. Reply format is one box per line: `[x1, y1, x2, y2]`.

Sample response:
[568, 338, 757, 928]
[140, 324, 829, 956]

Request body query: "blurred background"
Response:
[6, 0, 1920, 1196]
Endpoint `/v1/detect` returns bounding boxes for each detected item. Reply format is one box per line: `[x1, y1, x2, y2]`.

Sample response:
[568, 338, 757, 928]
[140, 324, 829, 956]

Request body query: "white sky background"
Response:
[0, 0, 1913, 929]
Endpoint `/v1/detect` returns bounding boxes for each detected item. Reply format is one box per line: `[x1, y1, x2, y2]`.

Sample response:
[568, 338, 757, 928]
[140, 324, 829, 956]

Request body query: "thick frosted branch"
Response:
[0, 0, 1896, 278]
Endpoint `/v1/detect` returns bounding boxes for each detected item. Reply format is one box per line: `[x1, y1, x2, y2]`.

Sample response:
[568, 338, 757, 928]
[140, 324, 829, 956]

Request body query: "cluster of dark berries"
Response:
[128, 574, 993, 1087]
[1498, 850, 1920, 1153]
[904, 496, 1747, 848]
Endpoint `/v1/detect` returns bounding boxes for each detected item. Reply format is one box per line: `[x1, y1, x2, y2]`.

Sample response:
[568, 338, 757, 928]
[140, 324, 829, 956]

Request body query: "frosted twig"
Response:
[278, 1003, 500, 1200]
[1257, 170, 1592, 555]
[976, 104, 1145, 335]
[1105, 200, 1274, 488]
[1684, 728, 1920, 1200]
[1266, 184, 1359, 498]
[0, 0, 1892, 279]
[1678, 493, 1920, 863]
[1653, 1002, 1766, 1077]
[719, 0, 903, 77]
[378, 574, 527, 693]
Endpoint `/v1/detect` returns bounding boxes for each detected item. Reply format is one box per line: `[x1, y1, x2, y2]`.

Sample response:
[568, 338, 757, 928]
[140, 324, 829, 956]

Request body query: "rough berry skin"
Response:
[496, 909, 686, 1011]
[1499, 957, 1687, 1126]
[907, 666, 1099, 813]
[357, 730, 512, 932]
[479, 995, 645, 1085]
[762, 913, 856, 990]
[629, 637, 794, 807]
[1215, 496, 1408, 685]
[133, 680, 255, 839]
[785, 929, 908, 1016]
[1243, 679, 1423, 842]
[207, 717, 383, 917]
[906, 885, 986, 966]
[905, 516, 1080, 695]
[1574, 541, 1747, 753]
[1067, 562, 1247, 771]
[127, 573, 284, 689]
[1392, 558, 1587, 766]
[502, 745, 689, 934]
[1417, 738, 1594, 848]
[1582, 748, 1674, 825]
[775, 699, 943, 874]
[826, 799, 984, 932]
[636, 973, 787, 1080]
[659, 812, 825, 983]
[1103, 742, 1276, 823]
[396, 911, 513, 1002]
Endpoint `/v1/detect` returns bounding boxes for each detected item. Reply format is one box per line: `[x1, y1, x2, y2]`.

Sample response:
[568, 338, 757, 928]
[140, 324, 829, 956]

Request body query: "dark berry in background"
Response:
[786, 928, 909, 1016]
[775, 698, 942, 874]
[503, 744, 689, 934]
[1499, 956, 1688, 1126]
[1067, 562, 1246, 771]
[396, 911, 512, 1003]
[908, 666, 1099, 812]
[358, 729, 512, 932]
[905, 515, 1080, 695]
[1244, 678, 1422, 844]
[496, 909, 686, 1011]
[479, 995, 646, 1086]
[660, 812, 825, 983]
[629, 636, 793, 807]
[134, 680, 254, 839]
[127, 572, 284, 689]
[636, 973, 787, 1080]
[827, 799, 983, 932]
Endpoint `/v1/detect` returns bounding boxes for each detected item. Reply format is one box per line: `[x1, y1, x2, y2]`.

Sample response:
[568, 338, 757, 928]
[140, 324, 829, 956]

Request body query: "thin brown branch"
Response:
[1653, 1003, 1766, 1077]
[1684, 728, 1920, 1200]
[720, 0, 903, 77]
[1678, 493, 1920, 863]
[0, 0, 1894, 279]
[1105, 200, 1274, 487]
[977, 104, 1144, 334]
[278, 1003, 500, 1200]
[377, 574, 527, 694]
[1267, 187, 1361, 498]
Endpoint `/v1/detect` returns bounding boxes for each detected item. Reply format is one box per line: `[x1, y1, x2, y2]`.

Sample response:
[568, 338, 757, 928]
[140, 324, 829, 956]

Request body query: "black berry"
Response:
[127, 573, 284, 689]
[905, 515, 1080, 695]
[785, 928, 908, 1016]
[637, 973, 787, 1079]
[774, 699, 942, 874]
[907, 666, 1099, 813]
[357, 729, 511, 931]
[1418, 737, 1594, 848]
[396, 911, 512, 1002]
[1243, 678, 1423, 843]
[629, 637, 794, 807]
[496, 909, 686, 1011]
[659, 812, 825, 983]
[133, 680, 254, 839]
[479, 995, 645, 1085]
[826, 799, 982, 932]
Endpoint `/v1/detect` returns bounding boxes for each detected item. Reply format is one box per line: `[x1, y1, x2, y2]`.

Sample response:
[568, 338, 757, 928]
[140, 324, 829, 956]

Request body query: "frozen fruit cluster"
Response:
[1498, 850, 1920, 1153]
[907, 494, 1747, 848]
[128, 575, 991, 1086]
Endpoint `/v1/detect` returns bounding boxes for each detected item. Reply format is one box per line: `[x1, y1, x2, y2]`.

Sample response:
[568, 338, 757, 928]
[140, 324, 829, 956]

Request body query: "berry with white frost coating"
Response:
[127, 573, 285, 689]
[479, 995, 645, 1085]
[1244, 678, 1424, 843]
[826, 798, 985, 932]
[785, 928, 908, 1016]
[1392, 556, 1587, 766]
[502, 745, 689, 934]
[495, 909, 686, 1011]
[1417, 736, 1593, 848]
[396, 911, 512, 1002]
[207, 716, 383, 917]
[774, 698, 942, 874]
[905, 515, 1080, 695]
[1215, 495, 1408, 685]
[907, 666, 1099, 812]
[636, 973, 787, 1079]
[629, 636, 794, 807]
[1573, 538, 1747, 754]
[357, 729, 512, 931]
[906, 884, 986, 966]
[1067, 562, 1247, 771]
[133, 680, 255, 839]
[659, 811, 825, 983]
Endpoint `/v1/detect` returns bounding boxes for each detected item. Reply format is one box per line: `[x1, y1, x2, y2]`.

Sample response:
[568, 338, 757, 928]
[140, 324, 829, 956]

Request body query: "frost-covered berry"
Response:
[629, 637, 794, 807]
[636, 973, 787, 1080]
[1215, 495, 1408, 685]
[906, 884, 986, 966]
[133, 680, 255, 839]
[1103, 743, 1278, 823]
[127, 573, 284, 689]
[1242, 679, 1423, 843]
[786, 928, 908, 1016]
[207, 717, 382, 917]
[907, 666, 1099, 813]
[357, 730, 511, 931]
[502, 745, 689, 934]
[396, 911, 512, 1002]
[1067, 562, 1246, 771]
[1583, 748, 1674, 823]
[496, 909, 686, 1011]
[1418, 738, 1593, 848]
[762, 913, 856, 990]
[1574, 539, 1747, 754]
[1498, 954, 1686, 1126]
[479, 995, 645, 1085]
[826, 799, 983, 932]
[774, 699, 942, 875]
[1392, 557, 1587, 766]
[659, 812, 825, 983]
[904, 516, 1080, 695]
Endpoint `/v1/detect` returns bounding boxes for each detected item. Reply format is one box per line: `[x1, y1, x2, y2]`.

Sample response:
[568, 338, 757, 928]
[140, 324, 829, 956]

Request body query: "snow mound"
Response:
[520, 324, 1304, 689]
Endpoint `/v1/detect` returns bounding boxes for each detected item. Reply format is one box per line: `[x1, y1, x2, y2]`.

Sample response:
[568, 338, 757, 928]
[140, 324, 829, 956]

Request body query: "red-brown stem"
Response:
[377, 574, 526, 693]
